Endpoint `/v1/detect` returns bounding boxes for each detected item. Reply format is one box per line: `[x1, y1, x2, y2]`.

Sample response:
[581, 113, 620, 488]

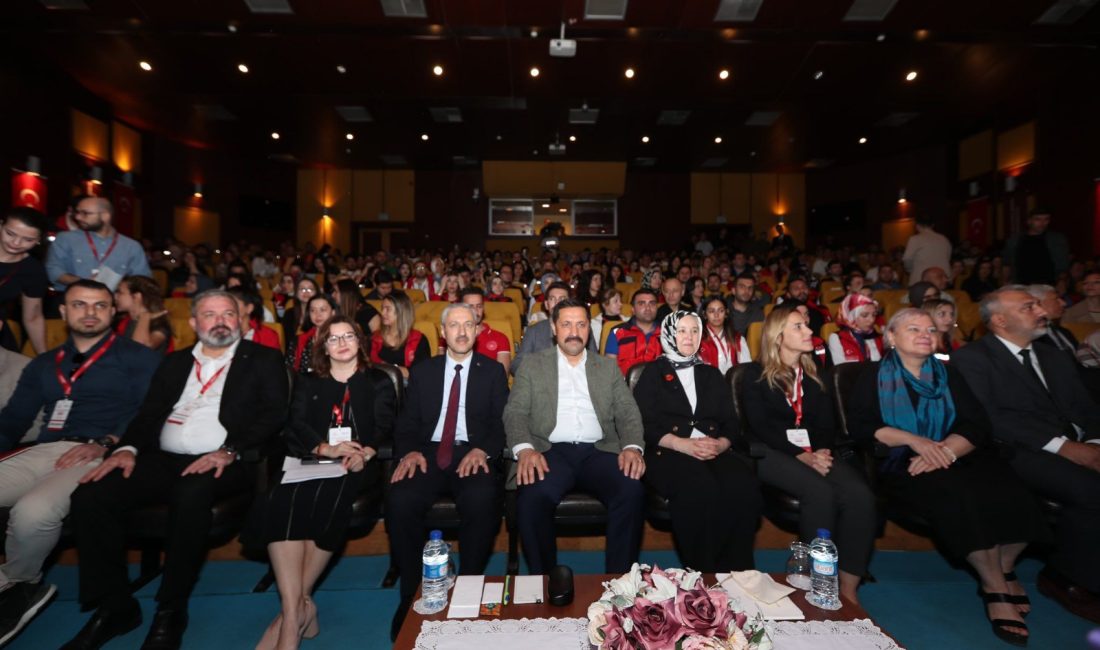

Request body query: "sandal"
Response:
[1004, 571, 1031, 616]
[979, 589, 1029, 647]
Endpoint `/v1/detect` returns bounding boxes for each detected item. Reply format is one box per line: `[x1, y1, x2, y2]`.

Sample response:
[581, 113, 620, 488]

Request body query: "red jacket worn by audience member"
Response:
[248, 322, 282, 351]
[370, 329, 426, 367]
[606, 319, 662, 376]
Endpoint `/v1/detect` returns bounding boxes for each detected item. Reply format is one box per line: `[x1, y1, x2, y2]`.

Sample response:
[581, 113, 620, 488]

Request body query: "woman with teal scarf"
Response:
[848, 308, 1050, 647]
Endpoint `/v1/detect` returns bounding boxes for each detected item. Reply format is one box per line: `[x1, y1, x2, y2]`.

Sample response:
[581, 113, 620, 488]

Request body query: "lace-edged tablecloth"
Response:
[412, 616, 905, 650]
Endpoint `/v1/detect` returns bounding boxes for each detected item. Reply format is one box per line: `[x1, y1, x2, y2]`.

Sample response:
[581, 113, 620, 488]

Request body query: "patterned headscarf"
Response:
[641, 266, 663, 291]
[839, 293, 878, 333]
[660, 310, 704, 369]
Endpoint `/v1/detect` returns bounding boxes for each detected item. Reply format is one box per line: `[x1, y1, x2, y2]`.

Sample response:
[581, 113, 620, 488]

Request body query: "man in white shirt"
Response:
[902, 217, 952, 287]
[955, 286, 1100, 622]
[64, 290, 288, 650]
[504, 298, 646, 574]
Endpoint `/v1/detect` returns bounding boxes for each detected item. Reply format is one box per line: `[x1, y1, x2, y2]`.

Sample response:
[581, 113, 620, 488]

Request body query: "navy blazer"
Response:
[394, 352, 509, 459]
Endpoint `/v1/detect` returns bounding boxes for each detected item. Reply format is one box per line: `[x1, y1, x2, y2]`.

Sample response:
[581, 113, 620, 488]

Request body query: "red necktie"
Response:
[436, 364, 463, 469]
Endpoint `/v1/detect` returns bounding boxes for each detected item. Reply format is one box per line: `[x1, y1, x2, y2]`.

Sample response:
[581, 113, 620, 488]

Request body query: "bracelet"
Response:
[943, 446, 958, 464]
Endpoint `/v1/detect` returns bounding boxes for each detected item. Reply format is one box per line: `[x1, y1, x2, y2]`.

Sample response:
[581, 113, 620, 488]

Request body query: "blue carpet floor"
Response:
[8, 550, 1095, 649]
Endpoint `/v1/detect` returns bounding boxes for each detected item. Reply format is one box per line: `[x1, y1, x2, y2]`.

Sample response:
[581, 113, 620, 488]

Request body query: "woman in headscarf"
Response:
[632, 310, 762, 572]
[741, 303, 877, 605]
[848, 308, 1050, 645]
[827, 293, 884, 365]
[641, 267, 664, 298]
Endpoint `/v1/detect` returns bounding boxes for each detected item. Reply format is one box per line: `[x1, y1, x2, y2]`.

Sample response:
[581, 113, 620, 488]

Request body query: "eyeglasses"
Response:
[325, 332, 359, 346]
[298, 287, 316, 294]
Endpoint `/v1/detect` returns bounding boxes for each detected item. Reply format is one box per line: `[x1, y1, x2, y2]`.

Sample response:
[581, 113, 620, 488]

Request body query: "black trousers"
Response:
[385, 444, 502, 599]
[71, 450, 251, 611]
[644, 448, 761, 572]
[1010, 446, 1100, 592]
[516, 443, 644, 575]
[756, 450, 877, 577]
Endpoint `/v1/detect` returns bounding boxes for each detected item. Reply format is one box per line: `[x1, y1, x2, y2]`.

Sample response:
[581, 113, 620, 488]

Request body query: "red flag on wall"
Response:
[113, 182, 136, 237]
[965, 197, 990, 247]
[11, 171, 47, 214]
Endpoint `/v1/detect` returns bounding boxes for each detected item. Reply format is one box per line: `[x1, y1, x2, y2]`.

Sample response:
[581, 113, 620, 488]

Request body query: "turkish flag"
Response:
[11, 171, 47, 214]
[113, 182, 136, 237]
[966, 197, 989, 247]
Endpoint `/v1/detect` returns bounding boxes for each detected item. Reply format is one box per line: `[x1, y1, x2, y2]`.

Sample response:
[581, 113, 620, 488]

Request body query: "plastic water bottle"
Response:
[806, 528, 841, 611]
[414, 530, 451, 615]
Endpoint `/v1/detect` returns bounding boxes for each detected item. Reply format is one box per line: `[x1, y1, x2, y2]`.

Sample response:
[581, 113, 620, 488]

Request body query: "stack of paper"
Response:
[280, 457, 347, 484]
[717, 571, 804, 620]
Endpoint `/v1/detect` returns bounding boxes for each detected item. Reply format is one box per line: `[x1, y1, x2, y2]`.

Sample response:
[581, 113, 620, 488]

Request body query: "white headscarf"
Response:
[660, 310, 704, 369]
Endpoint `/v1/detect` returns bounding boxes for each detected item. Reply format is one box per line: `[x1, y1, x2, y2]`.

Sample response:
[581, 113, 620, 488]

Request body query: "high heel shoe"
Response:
[255, 613, 281, 650]
[979, 589, 1029, 647]
[1004, 571, 1032, 617]
[300, 597, 319, 640]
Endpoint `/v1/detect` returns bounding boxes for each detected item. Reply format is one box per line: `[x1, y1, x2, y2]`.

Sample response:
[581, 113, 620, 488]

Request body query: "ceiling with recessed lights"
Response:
[5, 0, 1100, 171]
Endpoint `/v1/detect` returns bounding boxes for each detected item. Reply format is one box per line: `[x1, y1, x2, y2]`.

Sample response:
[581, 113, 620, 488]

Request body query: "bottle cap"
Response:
[429, 530, 443, 540]
[816, 528, 831, 539]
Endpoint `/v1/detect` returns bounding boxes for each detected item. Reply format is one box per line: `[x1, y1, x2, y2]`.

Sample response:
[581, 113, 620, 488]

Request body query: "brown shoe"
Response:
[1037, 567, 1100, 624]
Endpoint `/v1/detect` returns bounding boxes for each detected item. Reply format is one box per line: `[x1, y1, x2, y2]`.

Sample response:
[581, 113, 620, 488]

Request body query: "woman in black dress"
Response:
[741, 303, 877, 605]
[369, 291, 429, 379]
[848, 307, 1050, 646]
[251, 316, 395, 649]
[633, 310, 762, 572]
[0, 207, 48, 354]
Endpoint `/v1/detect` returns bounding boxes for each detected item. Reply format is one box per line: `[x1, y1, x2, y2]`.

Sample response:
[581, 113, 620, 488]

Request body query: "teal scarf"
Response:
[876, 349, 955, 443]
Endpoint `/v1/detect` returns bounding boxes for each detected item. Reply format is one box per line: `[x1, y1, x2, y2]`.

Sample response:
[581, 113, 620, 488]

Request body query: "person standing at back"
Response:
[1004, 209, 1069, 285]
[902, 216, 952, 288]
[45, 197, 150, 293]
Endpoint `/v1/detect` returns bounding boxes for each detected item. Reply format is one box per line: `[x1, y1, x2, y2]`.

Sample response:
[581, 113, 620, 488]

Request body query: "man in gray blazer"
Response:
[511, 281, 595, 376]
[503, 298, 645, 574]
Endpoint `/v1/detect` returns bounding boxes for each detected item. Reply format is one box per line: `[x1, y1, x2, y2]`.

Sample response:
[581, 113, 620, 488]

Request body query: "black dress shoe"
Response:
[60, 599, 142, 650]
[1037, 567, 1100, 624]
[141, 608, 189, 650]
[390, 596, 413, 643]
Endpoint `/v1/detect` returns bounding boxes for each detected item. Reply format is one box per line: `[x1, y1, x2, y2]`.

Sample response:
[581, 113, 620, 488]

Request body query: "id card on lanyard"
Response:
[49, 334, 118, 431]
[165, 359, 229, 426]
[328, 386, 352, 444]
[784, 366, 813, 453]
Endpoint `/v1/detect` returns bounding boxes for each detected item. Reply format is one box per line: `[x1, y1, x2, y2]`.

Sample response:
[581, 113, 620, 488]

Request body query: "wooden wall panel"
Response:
[482, 161, 625, 197]
[111, 121, 141, 173]
[958, 130, 993, 180]
[71, 109, 107, 161]
[173, 206, 219, 246]
[997, 121, 1036, 171]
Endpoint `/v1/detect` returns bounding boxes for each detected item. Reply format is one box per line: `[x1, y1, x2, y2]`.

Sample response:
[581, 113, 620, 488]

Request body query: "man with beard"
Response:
[45, 197, 149, 292]
[63, 290, 287, 650]
[777, 277, 831, 337]
[0, 280, 160, 645]
[386, 303, 509, 639]
[504, 298, 645, 575]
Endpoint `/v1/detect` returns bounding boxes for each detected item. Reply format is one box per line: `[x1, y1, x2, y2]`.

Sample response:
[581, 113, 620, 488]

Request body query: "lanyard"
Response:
[708, 326, 730, 362]
[85, 231, 119, 266]
[785, 365, 804, 427]
[55, 333, 117, 398]
[193, 358, 230, 396]
[332, 385, 351, 426]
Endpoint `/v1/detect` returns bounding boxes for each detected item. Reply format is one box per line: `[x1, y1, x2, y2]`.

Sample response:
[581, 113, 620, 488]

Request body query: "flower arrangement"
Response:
[587, 564, 771, 650]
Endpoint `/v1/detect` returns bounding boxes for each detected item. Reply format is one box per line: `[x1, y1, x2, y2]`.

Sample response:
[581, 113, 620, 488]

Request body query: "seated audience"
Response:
[438, 273, 461, 303]
[114, 275, 173, 353]
[870, 264, 902, 291]
[575, 270, 603, 308]
[1027, 284, 1077, 363]
[286, 295, 338, 376]
[827, 294, 884, 365]
[954, 287, 1100, 624]
[485, 275, 513, 302]
[405, 261, 438, 300]
[778, 277, 831, 337]
[922, 299, 961, 358]
[633, 310, 761, 572]
[1063, 271, 1100, 324]
[849, 307, 1050, 644]
[590, 287, 624, 347]
[504, 299, 646, 575]
[656, 277, 687, 322]
[364, 271, 395, 301]
[685, 276, 706, 312]
[606, 288, 662, 376]
[1077, 330, 1100, 369]
[226, 287, 281, 351]
[279, 277, 322, 347]
[514, 282, 594, 375]
[0, 281, 160, 643]
[907, 281, 940, 309]
[333, 278, 380, 335]
[272, 273, 296, 319]
[451, 288, 511, 374]
[66, 289, 288, 650]
[963, 258, 999, 302]
[742, 303, 876, 605]
[699, 295, 751, 372]
[246, 316, 395, 650]
[386, 303, 508, 638]
[370, 292, 430, 378]
[727, 272, 765, 336]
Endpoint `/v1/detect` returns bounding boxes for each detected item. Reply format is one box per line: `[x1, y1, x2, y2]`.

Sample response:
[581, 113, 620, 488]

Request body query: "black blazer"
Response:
[954, 335, 1100, 451]
[633, 357, 740, 450]
[118, 340, 290, 457]
[394, 352, 509, 459]
[739, 362, 837, 456]
[284, 370, 397, 458]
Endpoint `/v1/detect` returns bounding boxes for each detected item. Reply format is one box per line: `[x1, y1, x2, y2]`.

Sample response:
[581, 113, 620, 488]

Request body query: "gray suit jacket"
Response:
[503, 346, 644, 457]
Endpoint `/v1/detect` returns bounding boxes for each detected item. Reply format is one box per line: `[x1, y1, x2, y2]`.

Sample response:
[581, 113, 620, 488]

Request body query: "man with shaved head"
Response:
[45, 197, 149, 293]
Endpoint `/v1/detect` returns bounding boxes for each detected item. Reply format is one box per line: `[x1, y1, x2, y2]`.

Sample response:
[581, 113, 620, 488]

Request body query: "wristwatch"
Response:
[218, 444, 239, 459]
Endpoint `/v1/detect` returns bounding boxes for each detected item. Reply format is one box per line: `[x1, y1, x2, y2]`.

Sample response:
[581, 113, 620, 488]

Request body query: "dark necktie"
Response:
[1018, 349, 1048, 392]
[436, 364, 463, 470]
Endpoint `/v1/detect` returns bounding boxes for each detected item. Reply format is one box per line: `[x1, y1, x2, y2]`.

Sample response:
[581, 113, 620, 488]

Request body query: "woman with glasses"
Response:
[247, 316, 396, 650]
[286, 294, 339, 375]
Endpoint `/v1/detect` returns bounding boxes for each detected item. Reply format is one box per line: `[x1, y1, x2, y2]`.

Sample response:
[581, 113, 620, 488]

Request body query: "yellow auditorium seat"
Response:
[164, 297, 192, 319]
[412, 321, 440, 356]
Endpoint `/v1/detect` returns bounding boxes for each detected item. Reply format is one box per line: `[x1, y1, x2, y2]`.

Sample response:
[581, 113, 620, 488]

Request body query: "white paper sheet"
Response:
[280, 456, 347, 484]
[511, 575, 544, 605]
[717, 572, 805, 620]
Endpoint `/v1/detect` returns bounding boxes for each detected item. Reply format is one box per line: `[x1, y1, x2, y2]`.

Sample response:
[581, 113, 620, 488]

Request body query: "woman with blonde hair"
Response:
[922, 298, 961, 357]
[369, 292, 430, 379]
[740, 303, 877, 605]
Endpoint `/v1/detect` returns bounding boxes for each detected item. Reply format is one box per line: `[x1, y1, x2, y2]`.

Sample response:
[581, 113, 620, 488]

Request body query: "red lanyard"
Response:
[55, 333, 117, 398]
[85, 231, 119, 265]
[708, 326, 730, 361]
[193, 358, 230, 396]
[786, 366, 804, 427]
[331, 385, 351, 426]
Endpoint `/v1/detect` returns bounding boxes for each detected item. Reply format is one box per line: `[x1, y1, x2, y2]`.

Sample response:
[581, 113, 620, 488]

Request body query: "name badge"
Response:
[786, 428, 812, 451]
[94, 265, 124, 291]
[47, 399, 74, 431]
[328, 427, 353, 445]
[166, 400, 203, 426]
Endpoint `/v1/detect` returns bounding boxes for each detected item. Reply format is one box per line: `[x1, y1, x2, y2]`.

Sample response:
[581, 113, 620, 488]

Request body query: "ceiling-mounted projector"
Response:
[550, 38, 576, 57]
[548, 142, 567, 155]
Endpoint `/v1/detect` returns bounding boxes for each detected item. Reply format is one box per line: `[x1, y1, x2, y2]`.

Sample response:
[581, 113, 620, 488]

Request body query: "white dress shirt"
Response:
[994, 335, 1087, 453]
[430, 352, 471, 443]
[707, 328, 752, 373]
[159, 340, 238, 455]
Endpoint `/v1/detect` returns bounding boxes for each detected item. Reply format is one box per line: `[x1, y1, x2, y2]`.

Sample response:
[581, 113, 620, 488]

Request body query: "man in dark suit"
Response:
[504, 298, 646, 575]
[954, 286, 1100, 623]
[386, 302, 509, 638]
[63, 290, 289, 650]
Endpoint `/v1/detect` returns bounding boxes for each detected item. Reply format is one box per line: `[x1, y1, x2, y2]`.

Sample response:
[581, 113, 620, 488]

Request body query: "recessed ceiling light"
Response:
[876, 33, 886, 42]
[558, 208, 567, 213]
[227, 21, 238, 33]
[813, 70, 824, 80]
[420, 133, 429, 141]
[238, 63, 250, 74]
[496, 134, 503, 141]
[138, 60, 152, 72]
[624, 67, 635, 79]
[346, 133, 354, 141]
[529, 66, 540, 77]
[530, 29, 539, 38]
[542, 203, 550, 208]
[336, 65, 347, 74]
[718, 69, 730, 80]
[714, 136, 723, 144]
[270, 132, 280, 140]
[905, 70, 918, 81]
[432, 64, 444, 76]
[859, 137, 868, 144]
[569, 135, 576, 142]
[641, 135, 650, 143]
